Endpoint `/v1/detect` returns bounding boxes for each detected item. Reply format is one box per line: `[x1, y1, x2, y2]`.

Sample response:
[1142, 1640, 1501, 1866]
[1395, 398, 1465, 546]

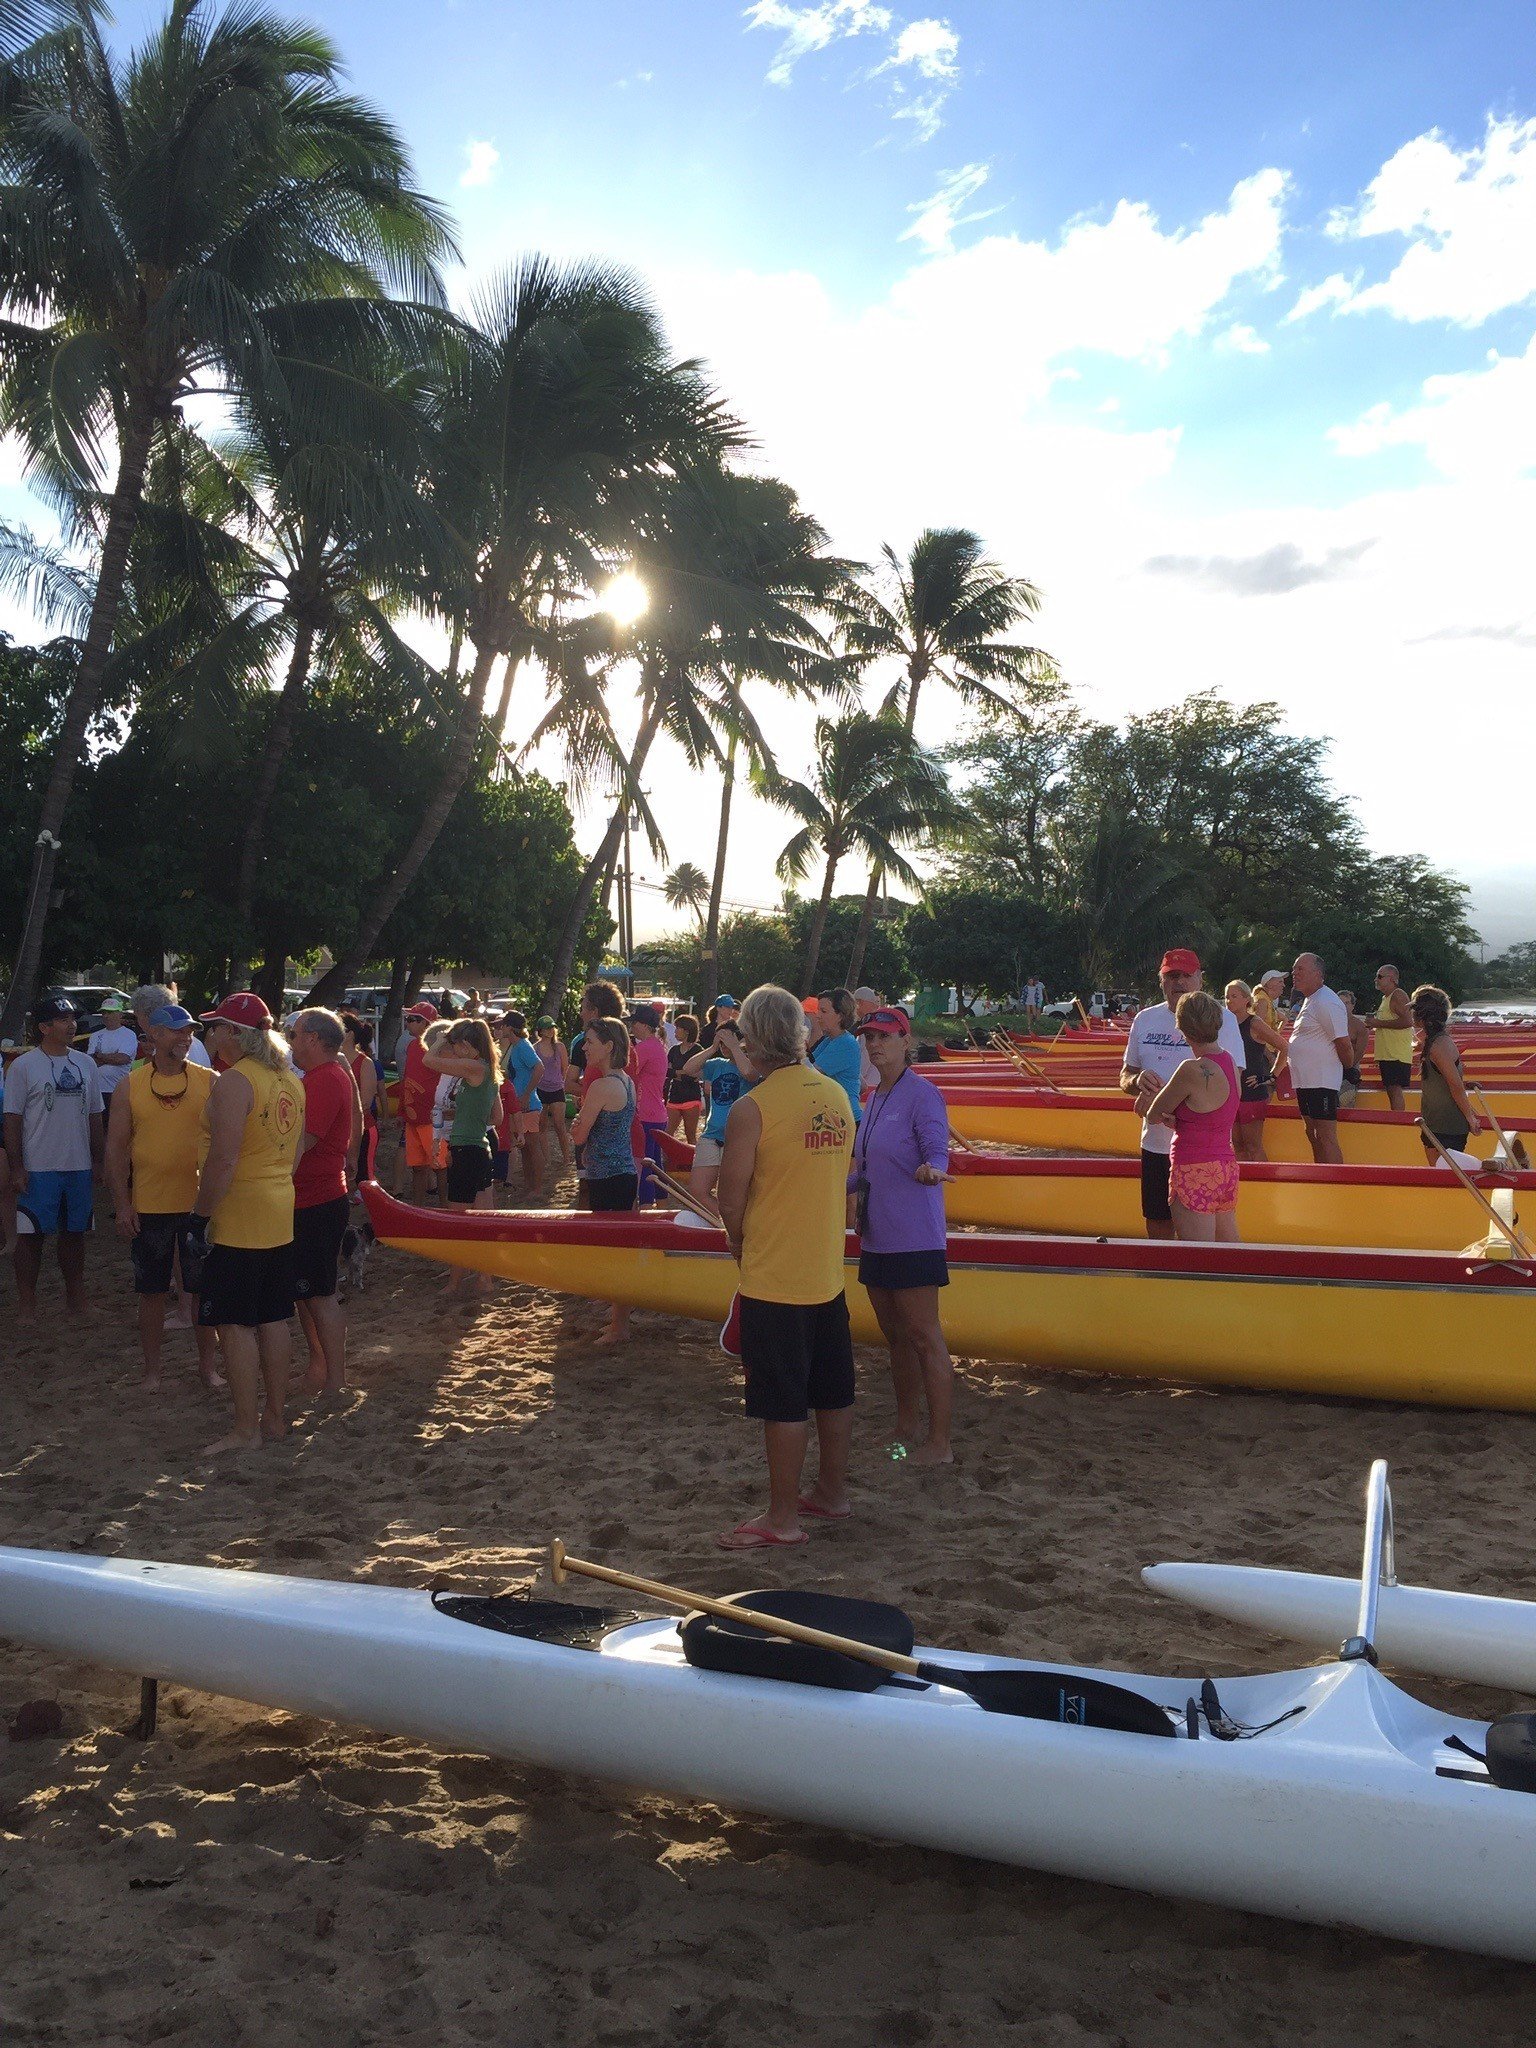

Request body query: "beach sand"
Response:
[3, 1158, 1534, 2045]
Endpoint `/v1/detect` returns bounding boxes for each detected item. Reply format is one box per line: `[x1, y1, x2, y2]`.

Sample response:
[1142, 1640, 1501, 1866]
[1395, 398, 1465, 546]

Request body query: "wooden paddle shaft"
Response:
[549, 1541, 920, 1678]
[1419, 1122, 1534, 1258]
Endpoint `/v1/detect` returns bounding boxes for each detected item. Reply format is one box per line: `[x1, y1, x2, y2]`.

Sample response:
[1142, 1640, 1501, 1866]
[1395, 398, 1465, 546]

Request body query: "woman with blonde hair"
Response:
[1223, 978, 1288, 1162]
[1146, 990, 1241, 1242]
[184, 994, 307, 1454]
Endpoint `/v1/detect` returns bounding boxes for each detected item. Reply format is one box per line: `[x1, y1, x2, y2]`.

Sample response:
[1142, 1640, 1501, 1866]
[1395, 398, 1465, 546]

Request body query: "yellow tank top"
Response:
[739, 1064, 853, 1305]
[1375, 994, 1413, 1065]
[200, 1056, 305, 1248]
[1252, 989, 1277, 1030]
[125, 1059, 215, 1213]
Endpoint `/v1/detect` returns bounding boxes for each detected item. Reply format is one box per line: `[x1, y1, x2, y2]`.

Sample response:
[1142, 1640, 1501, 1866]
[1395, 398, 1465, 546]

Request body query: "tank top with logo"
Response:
[739, 1064, 853, 1305]
[199, 1056, 305, 1248]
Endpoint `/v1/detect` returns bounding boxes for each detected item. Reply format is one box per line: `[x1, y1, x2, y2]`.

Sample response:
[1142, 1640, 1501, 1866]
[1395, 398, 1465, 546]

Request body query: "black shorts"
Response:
[1423, 1126, 1470, 1155]
[1140, 1148, 1172, 1224]
[1296, 1087, 1341, 1122]
[536, 1088, 567, 1107]
[588, 1171, 637, 1213]
[1378, 1059, 1412, 1090]
[739, 1293, 856, 1423]
[130, 1211, 188, 1295]
[858, 1247, 949, 1291]
[446, 1140, 494, 1204]
[293, 1195, 349, 1300]
[198, 1241, 296, 1329]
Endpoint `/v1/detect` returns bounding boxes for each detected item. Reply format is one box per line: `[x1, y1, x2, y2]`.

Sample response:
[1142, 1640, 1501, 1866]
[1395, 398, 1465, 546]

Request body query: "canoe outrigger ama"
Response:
[1, 1464, 1534, 1958]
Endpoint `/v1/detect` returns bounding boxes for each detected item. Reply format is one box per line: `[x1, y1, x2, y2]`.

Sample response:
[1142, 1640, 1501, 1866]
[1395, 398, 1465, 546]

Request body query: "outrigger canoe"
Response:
[928, 1065, 1536, 1120]
[361, 1186, 1536, 1410]
[653, 1132, 1530, 1252]
[938, 1085, 1536, 1166]
[2, 1543, 1535, 1957]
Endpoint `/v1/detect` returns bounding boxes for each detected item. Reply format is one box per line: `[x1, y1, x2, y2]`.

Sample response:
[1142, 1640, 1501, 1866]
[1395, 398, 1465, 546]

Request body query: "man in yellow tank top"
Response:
[105, 1002, 218, 1391]
[1372, 964, 1415, 1112]
[716, 985, 855, 1551]
[185, 994, 306, 1455]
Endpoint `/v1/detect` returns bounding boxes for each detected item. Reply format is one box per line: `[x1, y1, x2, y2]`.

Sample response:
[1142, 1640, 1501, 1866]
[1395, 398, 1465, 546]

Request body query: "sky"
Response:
[12, 1, 1536, 949]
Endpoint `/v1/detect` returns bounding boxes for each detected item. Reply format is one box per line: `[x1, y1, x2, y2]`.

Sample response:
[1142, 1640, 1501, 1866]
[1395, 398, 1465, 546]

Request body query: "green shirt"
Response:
[449, 1069, 500, 1147]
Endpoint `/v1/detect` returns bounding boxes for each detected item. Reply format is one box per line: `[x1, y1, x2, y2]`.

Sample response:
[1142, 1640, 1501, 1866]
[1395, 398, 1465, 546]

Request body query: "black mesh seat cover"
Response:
[681, 1587, 916, 1692]
[1486, 1713, 1536, 1793]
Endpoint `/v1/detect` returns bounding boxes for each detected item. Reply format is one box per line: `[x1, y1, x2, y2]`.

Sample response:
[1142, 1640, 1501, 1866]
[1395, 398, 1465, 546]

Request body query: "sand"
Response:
[3, 1148, 1535, 2045]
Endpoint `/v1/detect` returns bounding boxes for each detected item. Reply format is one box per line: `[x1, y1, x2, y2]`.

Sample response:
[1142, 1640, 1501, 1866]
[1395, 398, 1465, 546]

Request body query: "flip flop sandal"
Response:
[797, 1497, 852, 1520]
[715, 1521, 810, 1551]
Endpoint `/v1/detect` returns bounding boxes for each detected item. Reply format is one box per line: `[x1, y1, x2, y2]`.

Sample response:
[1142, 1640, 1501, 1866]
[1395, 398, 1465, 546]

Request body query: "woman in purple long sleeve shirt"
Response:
[852, 1009, 954, 1465]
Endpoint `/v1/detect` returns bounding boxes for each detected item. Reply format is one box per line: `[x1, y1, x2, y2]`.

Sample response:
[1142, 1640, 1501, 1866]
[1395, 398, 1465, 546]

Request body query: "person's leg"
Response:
[55, 1229, 86, 1312]
[1141, 1150, 1175, 1241]
[1233, 1117, 1265, 1163]
[1214, 1206, 1241, 1243]
[301, 1295, 348, 1393]
[257, 1319, 292, 1438]
[190, 1309, 222, 1388]
[137, 1294, 170, 1389]
[893, 1288, 954, 1465]
[688, 1157, 720, 1205]
[13, 1233, 42, 1312]
[762, 1420, 811, 1531]
[682, 1105, 700, 1143]
[1309, 1118, 1343, 1166]
[1170, 1200, 1216, 1242]
[808, 1402, 854, 1508]
[520, 1130, 543, 1195]
[1386, 1086, 1406, 1115]
[207, 1325, 263, 1452]
[868, 1284, 923, 1442]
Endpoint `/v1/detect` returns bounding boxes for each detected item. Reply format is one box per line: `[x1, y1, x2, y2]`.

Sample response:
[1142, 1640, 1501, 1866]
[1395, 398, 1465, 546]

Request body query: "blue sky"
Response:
[39, 3, 1536, 944]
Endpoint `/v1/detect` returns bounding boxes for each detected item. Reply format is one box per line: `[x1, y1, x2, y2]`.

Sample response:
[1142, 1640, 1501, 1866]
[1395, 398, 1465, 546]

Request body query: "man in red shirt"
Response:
[397, 1001, 439, 1204]
[290, 1008, 362, 1395]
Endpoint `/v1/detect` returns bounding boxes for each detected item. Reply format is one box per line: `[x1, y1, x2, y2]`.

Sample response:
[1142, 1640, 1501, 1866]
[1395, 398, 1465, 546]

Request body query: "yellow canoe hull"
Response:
[363, 1189, 1536, 1413]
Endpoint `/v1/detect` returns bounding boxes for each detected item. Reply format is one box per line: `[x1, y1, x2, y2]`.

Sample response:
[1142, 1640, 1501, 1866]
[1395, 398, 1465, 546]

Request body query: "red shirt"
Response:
[294, 1057, 353, 1209]
[400, 1037, 434, 1127]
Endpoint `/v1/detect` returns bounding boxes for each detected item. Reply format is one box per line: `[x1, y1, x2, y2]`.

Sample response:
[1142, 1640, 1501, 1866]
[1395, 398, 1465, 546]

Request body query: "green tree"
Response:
[901, 886, 1072, 1010]
[0, 0, 453, 1036]
[662, 861, 711, 926]
[770, 713, 957, 994]
[838, 527, 1056, 983]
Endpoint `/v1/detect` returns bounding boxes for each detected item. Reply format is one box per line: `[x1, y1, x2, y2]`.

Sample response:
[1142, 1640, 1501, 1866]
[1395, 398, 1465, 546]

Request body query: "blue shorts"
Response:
[18, 1168, 95, 1236]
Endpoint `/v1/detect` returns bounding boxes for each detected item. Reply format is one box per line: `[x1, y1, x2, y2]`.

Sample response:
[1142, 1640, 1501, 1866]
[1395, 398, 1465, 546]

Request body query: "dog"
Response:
[338, 1214, 377, 1299]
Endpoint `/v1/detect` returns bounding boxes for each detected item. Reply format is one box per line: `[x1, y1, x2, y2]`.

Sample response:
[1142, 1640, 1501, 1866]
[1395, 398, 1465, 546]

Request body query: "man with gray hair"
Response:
[289, 1007, 362, 1396]
[131, 984, 211, 1066]
[1288, 953, 1353, 1165]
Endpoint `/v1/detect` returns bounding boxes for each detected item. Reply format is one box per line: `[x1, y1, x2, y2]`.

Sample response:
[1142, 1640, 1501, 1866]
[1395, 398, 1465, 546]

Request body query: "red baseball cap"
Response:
[858, 1007, 911, 1038]
[404, 1001, 439, 1022]
[1159, 948, 1201, 976]
[199, 992, 272, 1028]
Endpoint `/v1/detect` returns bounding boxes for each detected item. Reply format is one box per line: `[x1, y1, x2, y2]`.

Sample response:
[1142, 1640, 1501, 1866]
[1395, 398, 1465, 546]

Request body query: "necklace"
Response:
[149, 1065, 189, 1107]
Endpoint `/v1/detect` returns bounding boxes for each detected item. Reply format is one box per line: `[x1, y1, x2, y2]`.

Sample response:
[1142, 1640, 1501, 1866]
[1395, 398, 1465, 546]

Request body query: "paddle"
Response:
[1472, 1084, 1532, 1172]
[1419, 1122, 1535, 1259]
[549, 1541, 1175, 1734]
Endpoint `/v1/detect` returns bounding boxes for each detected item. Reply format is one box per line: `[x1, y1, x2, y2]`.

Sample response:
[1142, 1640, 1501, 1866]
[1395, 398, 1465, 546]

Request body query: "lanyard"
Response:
[856, 1067, 907, 1175]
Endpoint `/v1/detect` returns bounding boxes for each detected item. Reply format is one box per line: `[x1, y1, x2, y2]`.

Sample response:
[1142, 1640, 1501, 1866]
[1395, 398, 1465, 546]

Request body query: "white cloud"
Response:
[1329, 331, 1536, 480]
[459, 138, 500, 189]
[900, 161, 993, 255]
[1284, 272, 1355, 322]
[1322, 114, 1536, 324]
[744, 1, 892, 86]
[1216, 321, 1269, 354]
[885, 17, 958, 79]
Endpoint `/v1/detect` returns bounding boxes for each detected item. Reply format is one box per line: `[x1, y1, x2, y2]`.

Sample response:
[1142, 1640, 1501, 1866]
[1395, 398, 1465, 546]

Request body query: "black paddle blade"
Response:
[917, 1662, 1177, 1737]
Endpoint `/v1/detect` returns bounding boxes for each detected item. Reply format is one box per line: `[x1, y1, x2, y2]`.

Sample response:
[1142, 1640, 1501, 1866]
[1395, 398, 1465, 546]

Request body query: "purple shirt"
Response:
[852, 1069, 949, 1254]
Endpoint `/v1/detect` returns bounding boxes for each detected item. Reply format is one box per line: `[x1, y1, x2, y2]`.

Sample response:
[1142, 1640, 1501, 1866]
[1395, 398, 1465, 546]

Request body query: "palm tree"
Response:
[1048, 806, 1205, 987]
[307, 255, 727, 1008]
[535, 462, 842, 1017]
[770, 713, 958, 994]
[0, 0, 453, 1034]
[663, 862, 710, 926]
[838, 528, 1055, 986]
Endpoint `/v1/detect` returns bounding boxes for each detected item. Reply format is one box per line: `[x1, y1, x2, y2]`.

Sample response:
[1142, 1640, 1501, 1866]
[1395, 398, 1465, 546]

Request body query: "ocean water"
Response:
[1455, 1001, 1536, 1020]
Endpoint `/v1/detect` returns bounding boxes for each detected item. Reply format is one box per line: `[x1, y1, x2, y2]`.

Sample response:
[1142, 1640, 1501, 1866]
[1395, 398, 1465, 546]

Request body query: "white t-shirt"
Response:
[186, 1037, 212, 1068]
[2, 1046, 103, 1171]
[1289, 986, 1349, 1093]
[1124, 1000, 1246, 1157]
[86, 1024, 139, 1095]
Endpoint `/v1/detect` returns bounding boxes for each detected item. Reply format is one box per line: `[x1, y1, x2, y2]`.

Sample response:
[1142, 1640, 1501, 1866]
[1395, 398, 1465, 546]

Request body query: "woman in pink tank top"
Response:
[1145, 991, 1241, 1241]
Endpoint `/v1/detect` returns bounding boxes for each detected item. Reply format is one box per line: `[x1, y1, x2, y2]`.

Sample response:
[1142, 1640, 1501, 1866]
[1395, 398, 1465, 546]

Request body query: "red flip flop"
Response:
[797, 1496, 852, 1520]
[719, 1292, 742, 1359]
[716, 1520, 810, 1551]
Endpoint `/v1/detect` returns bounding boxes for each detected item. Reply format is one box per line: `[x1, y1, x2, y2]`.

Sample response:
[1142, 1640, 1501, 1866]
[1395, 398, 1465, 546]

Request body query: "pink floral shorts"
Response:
[1169, 1156, 1240, 1215]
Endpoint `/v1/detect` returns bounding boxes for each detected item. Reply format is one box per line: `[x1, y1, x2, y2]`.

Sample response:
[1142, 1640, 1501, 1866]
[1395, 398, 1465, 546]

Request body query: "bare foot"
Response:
[261, 1415, 288, 1442]
[203, 1430, 262, 1455]
[137, 1372, 163, 1393]
[199, 1368, 227, 1392]
[908, 1441, 955, 1467]
[300, 1367, 328, 1397]
[591, 1326, 629, 1348]
[798, 1485, 852, 1518]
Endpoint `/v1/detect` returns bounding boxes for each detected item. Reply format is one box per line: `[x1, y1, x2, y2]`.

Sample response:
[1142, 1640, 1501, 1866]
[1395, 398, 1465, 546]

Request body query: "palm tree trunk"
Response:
[0, 405, 156, 1039]
[377, 952, 413, 1075]
[539, 694, 666, 1017]
[701, 731, 737, 1012]
[306, 638, 498, 1006]
[800, 853, 840, 996]
[846, 668, 922, 991]
[228, 617, 318, 986]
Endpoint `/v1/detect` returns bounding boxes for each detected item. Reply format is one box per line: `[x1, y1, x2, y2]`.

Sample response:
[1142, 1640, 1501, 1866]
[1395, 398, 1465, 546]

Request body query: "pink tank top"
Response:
[1170, 1049, 1239, 1167]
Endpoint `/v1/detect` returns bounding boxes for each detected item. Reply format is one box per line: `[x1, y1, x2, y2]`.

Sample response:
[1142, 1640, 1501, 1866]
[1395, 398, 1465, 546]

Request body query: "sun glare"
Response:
[602, 571, 649, 626]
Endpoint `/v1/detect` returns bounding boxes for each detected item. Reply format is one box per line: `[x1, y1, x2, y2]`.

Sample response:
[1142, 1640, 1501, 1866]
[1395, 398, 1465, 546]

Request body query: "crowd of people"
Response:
[1, 949, 1478, 1532]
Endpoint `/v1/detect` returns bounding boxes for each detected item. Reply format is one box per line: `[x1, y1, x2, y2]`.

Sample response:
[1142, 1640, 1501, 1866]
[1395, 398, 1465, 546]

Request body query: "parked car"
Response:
[57, 985, 136, 1034]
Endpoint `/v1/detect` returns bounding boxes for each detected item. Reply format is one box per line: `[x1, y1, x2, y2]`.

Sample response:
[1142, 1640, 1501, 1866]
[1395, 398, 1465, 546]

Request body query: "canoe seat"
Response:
[1487, 1714, 1536, 1793]
[682, 1588, 915, 1693]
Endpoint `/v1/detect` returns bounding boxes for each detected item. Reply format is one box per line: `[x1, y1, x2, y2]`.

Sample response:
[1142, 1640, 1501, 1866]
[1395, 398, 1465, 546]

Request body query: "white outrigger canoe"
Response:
[3, 1511, 1536, 1958]
[1145, 1461, 1536, 1695]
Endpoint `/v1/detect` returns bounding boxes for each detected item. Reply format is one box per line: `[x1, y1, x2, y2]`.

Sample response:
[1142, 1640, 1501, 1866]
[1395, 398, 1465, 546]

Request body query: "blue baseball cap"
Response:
[715, 993, 739, 1010]
[148, 1004, 195, 1029]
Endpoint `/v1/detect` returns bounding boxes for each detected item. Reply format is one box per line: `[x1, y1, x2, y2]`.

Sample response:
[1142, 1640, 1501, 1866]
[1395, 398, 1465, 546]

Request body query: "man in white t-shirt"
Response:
[1120, 947, 1246, 1239]
[4, 994, 104, 1311]
[1288, 952, 1354, 1165]
[87, 995, 139, 1122]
